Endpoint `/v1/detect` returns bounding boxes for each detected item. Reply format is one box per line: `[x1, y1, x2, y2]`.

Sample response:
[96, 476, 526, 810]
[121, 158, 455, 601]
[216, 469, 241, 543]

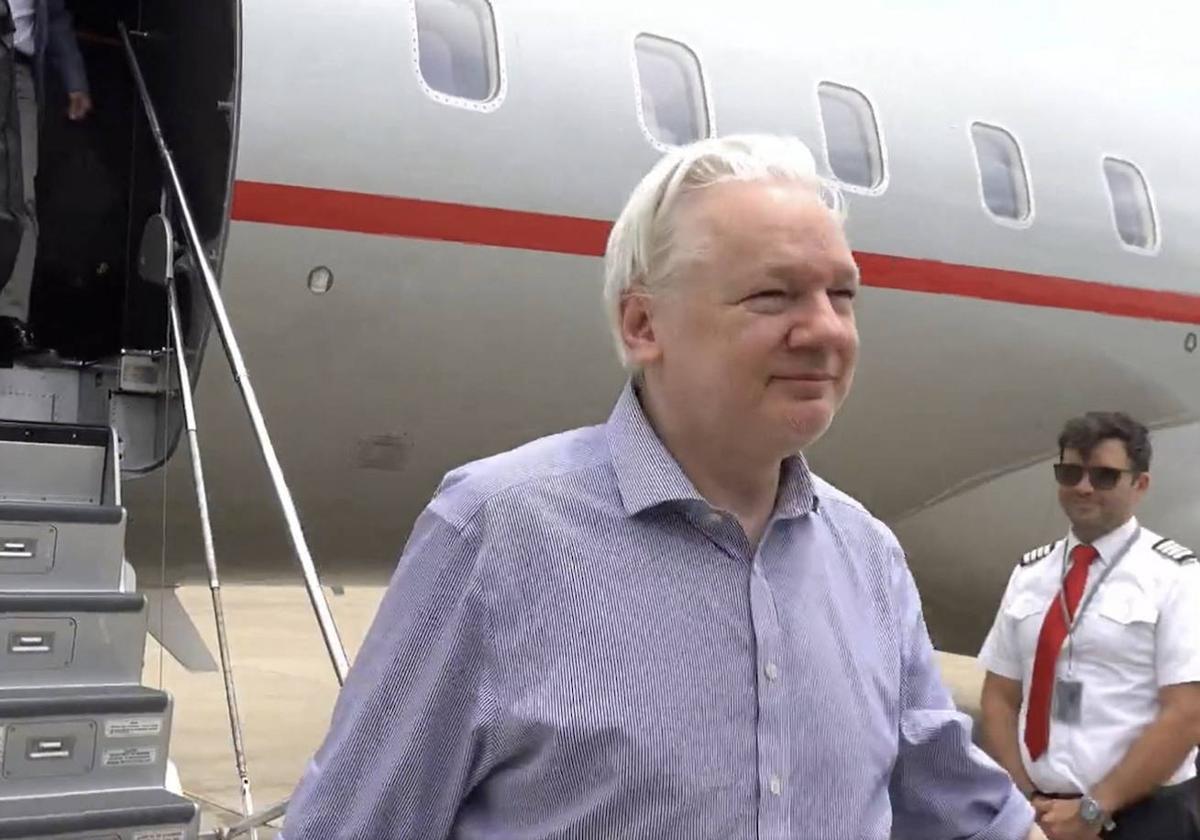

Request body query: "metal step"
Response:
[0, 503, 127, 591]
[0, 787, 198, 839]
[0, 421, 117, 506]
[0, 685, 175, 800]
[0, 406, 204, 833]
[0, 593, 147, 689]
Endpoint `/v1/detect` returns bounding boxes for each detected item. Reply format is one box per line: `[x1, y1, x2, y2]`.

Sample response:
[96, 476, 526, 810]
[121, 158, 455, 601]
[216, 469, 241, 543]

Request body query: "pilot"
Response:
[979, 411, 1200, 839]
[282, 134, 1043, 840]
[0, 0, 92, 363]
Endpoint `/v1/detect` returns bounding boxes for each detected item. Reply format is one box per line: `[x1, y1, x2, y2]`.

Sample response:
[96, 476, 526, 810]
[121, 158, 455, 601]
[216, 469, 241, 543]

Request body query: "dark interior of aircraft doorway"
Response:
[23, 0, 236, 362]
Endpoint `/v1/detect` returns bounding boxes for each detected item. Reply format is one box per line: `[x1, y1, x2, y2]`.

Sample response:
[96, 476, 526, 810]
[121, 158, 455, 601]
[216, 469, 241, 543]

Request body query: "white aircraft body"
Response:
[11, 0, 1200, 661]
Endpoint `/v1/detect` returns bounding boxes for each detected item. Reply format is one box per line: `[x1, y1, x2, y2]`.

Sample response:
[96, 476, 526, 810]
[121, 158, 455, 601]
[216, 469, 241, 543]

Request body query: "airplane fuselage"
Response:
[118, 0, 1200, 654]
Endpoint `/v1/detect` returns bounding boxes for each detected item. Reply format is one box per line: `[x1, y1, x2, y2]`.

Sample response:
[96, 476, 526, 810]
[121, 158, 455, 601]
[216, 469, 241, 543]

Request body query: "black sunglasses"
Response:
[1053, 463, 1138, 490]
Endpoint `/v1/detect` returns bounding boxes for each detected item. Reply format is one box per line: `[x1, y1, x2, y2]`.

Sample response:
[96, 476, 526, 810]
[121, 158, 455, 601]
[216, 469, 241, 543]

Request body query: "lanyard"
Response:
[1058, 527, 1140, 668]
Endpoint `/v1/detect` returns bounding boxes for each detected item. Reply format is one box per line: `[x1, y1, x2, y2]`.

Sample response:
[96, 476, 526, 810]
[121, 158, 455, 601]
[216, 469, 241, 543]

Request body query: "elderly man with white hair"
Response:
[282, 135, 1044, 839]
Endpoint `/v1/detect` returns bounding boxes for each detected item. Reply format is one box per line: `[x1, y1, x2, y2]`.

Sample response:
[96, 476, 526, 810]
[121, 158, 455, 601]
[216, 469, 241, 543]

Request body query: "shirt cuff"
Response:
[977, 649, 1022, 682]
[968, 783, 1036, 840]
[1156, 659, 1200, 688]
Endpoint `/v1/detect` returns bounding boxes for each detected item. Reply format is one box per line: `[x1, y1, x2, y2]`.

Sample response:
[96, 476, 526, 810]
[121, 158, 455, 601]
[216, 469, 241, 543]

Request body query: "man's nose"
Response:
[785, 295, 854, 350]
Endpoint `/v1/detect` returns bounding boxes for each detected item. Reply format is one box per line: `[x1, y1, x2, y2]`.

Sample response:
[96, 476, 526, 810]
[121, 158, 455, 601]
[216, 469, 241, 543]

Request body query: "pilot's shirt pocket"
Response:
[1082, 585, 1158, 670]
[1006, 592, 1052, 663]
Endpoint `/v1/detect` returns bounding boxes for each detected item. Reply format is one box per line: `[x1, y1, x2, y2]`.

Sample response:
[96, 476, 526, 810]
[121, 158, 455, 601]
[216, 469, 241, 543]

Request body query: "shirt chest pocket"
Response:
[1005, 593, 1052, 656]
[1079, 587, 1158, 665]
[1005, 594, 1048, 622]
[1096, 591, 1158, 625]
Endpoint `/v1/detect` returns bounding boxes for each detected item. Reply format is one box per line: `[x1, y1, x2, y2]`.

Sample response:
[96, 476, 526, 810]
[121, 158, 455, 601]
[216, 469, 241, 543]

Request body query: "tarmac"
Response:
[144, 584, 386, 837]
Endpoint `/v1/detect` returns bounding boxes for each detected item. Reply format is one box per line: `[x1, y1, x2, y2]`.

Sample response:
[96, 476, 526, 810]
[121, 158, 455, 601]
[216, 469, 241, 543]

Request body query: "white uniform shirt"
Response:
[10, 0, 37, 57]
[979, 516, 1200, 794]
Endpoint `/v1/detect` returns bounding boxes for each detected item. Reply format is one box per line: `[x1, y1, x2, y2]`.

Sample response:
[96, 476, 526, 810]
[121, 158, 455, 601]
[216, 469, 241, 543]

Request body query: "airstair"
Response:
[0, 23, 350, 840]
[0, 415, 200, 839]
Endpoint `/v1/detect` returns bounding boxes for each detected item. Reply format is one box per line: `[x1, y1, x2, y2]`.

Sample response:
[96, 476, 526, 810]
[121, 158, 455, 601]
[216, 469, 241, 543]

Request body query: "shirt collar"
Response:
[605, 381, 818, 519]
[1072, 516, 1139, 566]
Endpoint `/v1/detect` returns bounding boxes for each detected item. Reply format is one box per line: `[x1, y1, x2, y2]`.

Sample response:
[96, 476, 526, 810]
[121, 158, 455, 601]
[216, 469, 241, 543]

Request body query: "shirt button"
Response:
[769, 775, 782, 796]
[765, 662, 779, 681]
[704, 512, 723, 527]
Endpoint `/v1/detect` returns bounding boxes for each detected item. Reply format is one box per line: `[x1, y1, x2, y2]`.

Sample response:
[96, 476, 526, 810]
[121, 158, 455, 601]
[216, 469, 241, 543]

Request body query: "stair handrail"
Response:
[117, 22, 350, 685]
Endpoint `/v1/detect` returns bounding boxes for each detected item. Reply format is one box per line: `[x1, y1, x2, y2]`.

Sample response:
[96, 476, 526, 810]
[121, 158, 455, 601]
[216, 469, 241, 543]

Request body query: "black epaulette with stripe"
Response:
[1020, 541, 1057, 567]
[1151, 538, 1197, 564]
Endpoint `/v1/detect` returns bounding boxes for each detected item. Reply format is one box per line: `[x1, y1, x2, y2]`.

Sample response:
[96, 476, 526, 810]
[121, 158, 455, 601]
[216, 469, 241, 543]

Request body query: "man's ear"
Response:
[619, 288, 662, 369]
[1135, 471, 1151, 493]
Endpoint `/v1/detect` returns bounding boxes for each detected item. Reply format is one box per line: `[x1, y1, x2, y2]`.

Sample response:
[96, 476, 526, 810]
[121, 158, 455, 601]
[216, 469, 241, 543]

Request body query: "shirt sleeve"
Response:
[889, 557, 1035, 840]
[281, 507, 497, 839]
[977, 568, 1023, 681]
[1155, 561, 1200, 687]
[45, 0, 90, 95]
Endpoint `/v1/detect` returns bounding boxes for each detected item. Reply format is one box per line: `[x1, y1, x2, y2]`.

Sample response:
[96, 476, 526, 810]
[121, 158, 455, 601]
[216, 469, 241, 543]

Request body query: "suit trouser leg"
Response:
[0, 62, 38, 320]
[1103, 778, 1200, 840]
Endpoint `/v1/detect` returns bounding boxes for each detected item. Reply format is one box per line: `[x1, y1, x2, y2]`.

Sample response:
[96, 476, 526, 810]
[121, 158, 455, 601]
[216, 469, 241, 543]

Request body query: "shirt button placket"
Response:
[750, 561, 787, 837]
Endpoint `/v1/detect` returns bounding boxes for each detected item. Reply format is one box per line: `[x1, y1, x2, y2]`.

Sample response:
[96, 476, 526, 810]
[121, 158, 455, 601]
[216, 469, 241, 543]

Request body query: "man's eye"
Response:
[742, 291, 791, 312]
[746, 289, 787, 302]
[829, 288, 858, 300]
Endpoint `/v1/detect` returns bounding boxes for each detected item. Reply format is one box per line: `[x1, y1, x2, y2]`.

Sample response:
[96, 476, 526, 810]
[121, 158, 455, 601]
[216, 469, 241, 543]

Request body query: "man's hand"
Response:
[1036, 799, 1100, 840]
[1027, 824, 1049, 840]
[67, 91, 92, 121]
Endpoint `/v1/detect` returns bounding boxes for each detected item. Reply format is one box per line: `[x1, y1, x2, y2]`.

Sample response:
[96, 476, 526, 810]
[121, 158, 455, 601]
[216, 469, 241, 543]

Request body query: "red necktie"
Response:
[1024, 543, 1099, 760]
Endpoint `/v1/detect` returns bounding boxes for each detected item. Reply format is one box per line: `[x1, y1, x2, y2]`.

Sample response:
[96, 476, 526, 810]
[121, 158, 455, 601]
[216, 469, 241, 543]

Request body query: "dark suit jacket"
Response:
[32, 0, 90, 97]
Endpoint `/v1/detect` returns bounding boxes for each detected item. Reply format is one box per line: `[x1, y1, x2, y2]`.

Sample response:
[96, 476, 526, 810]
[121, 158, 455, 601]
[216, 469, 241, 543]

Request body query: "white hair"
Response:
[602, 134, 845, 369]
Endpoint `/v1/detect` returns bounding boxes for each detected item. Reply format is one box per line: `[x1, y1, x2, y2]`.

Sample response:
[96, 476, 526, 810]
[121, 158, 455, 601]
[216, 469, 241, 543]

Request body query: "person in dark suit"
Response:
[0, 0, 91, 362]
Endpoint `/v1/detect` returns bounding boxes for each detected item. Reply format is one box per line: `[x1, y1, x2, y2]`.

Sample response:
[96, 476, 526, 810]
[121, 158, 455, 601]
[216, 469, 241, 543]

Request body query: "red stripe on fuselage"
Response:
[231, 180, 1200, 325]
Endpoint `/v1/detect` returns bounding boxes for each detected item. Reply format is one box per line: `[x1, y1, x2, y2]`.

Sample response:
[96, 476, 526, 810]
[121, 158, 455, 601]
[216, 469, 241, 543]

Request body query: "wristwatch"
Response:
[1079, 795, 1116, 832]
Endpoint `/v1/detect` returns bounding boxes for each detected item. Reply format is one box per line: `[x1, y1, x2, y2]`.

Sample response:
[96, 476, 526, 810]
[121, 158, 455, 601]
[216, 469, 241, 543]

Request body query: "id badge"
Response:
[1052, 679, 1083, 724]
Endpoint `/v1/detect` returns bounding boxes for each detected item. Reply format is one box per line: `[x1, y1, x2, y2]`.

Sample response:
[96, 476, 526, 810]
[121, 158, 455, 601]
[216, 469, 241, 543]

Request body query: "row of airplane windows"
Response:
[412, 0, 1160, 254]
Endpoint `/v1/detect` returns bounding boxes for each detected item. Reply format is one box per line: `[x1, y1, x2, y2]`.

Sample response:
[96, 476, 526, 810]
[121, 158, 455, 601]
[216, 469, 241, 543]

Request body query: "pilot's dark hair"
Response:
[1058, 411, 1152, 473]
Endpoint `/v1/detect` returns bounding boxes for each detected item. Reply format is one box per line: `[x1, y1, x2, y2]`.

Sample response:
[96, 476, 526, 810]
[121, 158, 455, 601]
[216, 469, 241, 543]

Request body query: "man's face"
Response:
[622, 180, 860, 456]
[1057, 439, 1149, 539]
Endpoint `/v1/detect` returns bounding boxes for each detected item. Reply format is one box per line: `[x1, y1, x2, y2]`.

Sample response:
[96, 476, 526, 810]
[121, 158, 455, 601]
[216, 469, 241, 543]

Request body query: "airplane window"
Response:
[413, 0, 500, 102]
[634, 34, 711, 147]
[1103, 158, 1158, 251]
[970, 123, 1031, 222]
[817, 82, 884, 190]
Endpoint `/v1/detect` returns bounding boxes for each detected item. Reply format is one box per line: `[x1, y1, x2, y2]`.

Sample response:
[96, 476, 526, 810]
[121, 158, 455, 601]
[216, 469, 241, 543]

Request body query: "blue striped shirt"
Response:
[283, 385, 1034, 839]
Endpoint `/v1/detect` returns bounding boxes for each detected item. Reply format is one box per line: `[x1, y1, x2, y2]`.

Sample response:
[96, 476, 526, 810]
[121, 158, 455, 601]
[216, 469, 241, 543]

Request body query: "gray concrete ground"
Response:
[937, 648, 987, 724]
[144, 584, 387, 836]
